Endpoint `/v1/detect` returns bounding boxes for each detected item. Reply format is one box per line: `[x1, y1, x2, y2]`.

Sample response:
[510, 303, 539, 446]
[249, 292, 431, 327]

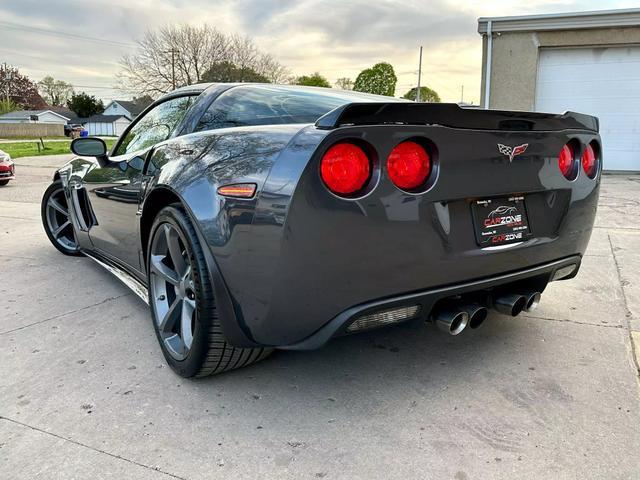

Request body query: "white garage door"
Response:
[535, 46, 640, 171]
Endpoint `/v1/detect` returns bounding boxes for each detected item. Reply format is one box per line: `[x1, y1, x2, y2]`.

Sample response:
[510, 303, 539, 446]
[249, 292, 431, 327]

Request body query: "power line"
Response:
[72, 84, 118, 90]
[0, 21, 137, 48]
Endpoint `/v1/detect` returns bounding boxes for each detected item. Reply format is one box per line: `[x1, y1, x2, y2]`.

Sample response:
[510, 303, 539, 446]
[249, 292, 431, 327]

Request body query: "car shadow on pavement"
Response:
[196, 315, 524, 406]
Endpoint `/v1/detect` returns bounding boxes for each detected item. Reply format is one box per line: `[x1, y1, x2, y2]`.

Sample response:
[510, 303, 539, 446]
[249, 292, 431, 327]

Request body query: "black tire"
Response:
[0, 180, 9, 186]
[148, 204, 272, 378]
[41, 180, 82, 256]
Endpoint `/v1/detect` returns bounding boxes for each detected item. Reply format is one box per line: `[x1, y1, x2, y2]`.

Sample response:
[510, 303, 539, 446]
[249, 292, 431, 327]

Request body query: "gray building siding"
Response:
[479, 10, 640, 110]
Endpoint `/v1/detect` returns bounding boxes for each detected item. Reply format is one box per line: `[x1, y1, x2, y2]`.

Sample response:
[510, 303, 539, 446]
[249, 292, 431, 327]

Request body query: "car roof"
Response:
[164, 83, 407, 103]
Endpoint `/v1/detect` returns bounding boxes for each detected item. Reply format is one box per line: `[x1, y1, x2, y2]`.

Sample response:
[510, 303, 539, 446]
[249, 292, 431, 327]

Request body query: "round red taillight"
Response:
[386, 141, 431, 191]
[581, 144, 598, 179]
[320, 142, 371, 196]
[558, 144, 575, 179]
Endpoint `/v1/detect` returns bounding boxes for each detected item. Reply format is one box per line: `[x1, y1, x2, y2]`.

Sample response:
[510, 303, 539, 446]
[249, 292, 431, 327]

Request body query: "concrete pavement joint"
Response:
[0, 215, 40, 221]
[524, 314, 625, 329]
[0, 416, 188, 480]
[607, 233, 640, 379]
[0, 253, 37, 261]
[594, 226, 640, 232]
[0, 199, 44, 205]
[0, 294, 132, 336]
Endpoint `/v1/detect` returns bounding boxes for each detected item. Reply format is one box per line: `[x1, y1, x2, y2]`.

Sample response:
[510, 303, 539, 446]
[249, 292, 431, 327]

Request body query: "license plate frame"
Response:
[471, 195, 532, 247]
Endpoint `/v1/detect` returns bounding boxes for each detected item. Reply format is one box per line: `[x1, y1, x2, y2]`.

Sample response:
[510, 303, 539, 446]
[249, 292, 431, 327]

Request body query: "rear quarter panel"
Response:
[144, 124, 320, 335]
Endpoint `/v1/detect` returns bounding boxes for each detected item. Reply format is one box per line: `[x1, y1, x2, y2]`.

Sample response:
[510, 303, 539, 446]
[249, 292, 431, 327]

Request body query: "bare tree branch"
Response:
[118, 24, 288, 97]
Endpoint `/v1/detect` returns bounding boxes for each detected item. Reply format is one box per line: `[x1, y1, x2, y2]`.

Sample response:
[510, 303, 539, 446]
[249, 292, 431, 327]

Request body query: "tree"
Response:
[353, 62, 397, 97]
[402, 86, 441, 103]
[38, 76, 74, 106]
[201, 61, 269, 83]
[68, 92, 104, 118]
[0, 99, 19, 115]
[255, 54, 290, 84]
[132, 95, 154, 109]
[0, 65, 46, 109]
[335, 77, 353, 90]
[118, 25, 288, 96]
[294, 72, 331, 88]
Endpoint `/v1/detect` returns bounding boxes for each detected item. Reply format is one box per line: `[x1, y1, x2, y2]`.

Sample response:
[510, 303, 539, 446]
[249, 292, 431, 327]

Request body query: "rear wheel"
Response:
[41, 181, 81, 255]
[147, 204, 272, 378]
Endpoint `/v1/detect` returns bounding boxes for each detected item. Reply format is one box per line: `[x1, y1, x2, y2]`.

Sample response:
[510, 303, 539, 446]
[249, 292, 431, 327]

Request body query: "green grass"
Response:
[1, 139, 116, 159]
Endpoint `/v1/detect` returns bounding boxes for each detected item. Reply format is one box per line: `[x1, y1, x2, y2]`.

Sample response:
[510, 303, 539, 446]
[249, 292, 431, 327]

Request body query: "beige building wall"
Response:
[480, 27, 640, 111]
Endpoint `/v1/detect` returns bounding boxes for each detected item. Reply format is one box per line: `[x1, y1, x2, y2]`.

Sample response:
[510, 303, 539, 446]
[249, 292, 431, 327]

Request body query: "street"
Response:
[1, 155, 639, 479]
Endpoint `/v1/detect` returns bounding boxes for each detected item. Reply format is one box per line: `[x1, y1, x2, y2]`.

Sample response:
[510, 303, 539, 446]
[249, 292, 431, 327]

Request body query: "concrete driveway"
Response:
[1, 155, 639, 479]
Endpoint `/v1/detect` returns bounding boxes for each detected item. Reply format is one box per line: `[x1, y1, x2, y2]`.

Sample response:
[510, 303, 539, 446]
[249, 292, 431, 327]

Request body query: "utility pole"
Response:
[170, 49, 177, 90]
[2, 62, 10, 104]
[416, 46, 423, 103]
[461, 85, 464, 103]
[164, 49, 178, 90]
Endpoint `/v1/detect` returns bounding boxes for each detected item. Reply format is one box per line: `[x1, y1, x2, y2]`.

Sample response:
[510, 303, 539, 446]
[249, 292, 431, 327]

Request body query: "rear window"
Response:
[194, 85, 396, 132]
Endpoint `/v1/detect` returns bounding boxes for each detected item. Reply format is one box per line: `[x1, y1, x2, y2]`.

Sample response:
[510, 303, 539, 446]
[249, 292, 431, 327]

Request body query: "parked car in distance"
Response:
[64, 124, 84, 138]
[41, 83, 601, 378]
[0, 149, 15, 186]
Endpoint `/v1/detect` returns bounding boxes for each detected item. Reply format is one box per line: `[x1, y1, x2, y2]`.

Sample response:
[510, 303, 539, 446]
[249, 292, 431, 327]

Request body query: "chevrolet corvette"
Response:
[41, 83, 601, 377]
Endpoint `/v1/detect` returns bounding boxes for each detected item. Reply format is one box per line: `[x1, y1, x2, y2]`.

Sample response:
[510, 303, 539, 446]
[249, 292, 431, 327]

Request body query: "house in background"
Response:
[103, 100, 147, 119]
[49, 106, 81, 124]
[80, 114, 131, 136]
[478, 8, 640, 171]
[0, 109, 70, 125]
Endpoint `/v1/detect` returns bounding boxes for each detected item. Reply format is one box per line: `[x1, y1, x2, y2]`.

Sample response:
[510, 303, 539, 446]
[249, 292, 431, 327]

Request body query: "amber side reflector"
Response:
[217, 183, 257, 198]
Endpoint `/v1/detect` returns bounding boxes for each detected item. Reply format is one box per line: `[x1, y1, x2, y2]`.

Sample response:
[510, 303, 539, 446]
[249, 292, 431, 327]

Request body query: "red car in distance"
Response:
[0, 149, 15, 186]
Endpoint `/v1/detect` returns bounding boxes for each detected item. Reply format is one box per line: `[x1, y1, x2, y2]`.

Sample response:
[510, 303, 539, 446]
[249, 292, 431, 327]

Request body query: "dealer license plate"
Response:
[471, 195, 532, 247]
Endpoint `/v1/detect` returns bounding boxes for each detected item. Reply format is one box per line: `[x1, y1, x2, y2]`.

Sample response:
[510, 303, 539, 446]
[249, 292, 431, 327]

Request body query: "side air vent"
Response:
[74, 187, 97, 230]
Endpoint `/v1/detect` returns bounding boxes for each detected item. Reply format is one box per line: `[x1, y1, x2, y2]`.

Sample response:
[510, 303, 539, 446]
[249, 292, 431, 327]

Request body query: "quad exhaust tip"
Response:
[464, 304, 488, 329]
[492, 292, 542, 316]
[524, 292, 541, 312]
[434, 309, 469, 336]
[433, 291, 540, 335]
[493, 294, 528, 317]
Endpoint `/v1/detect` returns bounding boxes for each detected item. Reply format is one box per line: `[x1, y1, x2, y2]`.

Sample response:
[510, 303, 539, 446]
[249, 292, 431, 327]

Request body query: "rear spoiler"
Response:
[315, 102, 599, 133]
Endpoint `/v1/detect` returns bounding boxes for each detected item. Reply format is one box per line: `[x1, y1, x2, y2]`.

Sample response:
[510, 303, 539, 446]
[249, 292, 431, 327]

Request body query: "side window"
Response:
[114, 96, 195, 156]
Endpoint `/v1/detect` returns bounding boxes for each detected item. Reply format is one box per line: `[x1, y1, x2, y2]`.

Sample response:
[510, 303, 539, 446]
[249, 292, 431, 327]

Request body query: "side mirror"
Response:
[71, 137, 109, 164]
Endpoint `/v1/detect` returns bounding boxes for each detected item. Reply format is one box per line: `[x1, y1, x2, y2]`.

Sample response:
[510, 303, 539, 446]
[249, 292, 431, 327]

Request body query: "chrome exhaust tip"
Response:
[463, 304, 488, 329]
[493, 294, 527, 317]
[524, 292, 541, 312]
[434, 309, 469, 336]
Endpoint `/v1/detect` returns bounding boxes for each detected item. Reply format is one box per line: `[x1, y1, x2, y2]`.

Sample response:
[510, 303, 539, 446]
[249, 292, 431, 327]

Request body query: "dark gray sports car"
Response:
[41, 83, 601, 378]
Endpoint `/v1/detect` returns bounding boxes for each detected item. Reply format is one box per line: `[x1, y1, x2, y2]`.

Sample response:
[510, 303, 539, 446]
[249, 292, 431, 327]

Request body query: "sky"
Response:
[0, 0, 638, 104]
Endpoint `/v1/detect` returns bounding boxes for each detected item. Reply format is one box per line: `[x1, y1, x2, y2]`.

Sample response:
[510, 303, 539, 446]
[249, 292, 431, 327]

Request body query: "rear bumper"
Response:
[280, 255, 581, 350]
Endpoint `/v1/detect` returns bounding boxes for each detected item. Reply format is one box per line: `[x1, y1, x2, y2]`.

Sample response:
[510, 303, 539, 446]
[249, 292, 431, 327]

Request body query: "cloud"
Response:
[0, 0, 637, 104]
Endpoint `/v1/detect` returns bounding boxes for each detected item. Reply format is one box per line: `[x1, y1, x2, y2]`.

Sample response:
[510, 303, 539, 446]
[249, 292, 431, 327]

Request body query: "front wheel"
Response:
[0, 180, 9, 186]
[41, 181, 81, 255]
[147, 204, 272, 378]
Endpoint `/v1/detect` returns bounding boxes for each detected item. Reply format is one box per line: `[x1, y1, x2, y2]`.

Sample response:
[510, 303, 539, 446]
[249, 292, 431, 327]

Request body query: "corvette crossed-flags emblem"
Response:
[498, 143, 529, 162]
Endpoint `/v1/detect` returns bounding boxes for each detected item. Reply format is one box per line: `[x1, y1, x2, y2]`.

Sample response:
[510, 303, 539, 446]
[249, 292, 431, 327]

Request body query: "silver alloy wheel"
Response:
[45, 187, 78, 251]
[149, 223, 196, 361]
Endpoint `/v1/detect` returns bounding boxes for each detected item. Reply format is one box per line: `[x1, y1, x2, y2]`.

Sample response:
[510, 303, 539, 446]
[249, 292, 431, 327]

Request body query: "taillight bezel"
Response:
[558, 140, 580, 181]
[581, 141, 600, 179]
[386, 137, 439, 194]
[319, 139, 379, 199]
